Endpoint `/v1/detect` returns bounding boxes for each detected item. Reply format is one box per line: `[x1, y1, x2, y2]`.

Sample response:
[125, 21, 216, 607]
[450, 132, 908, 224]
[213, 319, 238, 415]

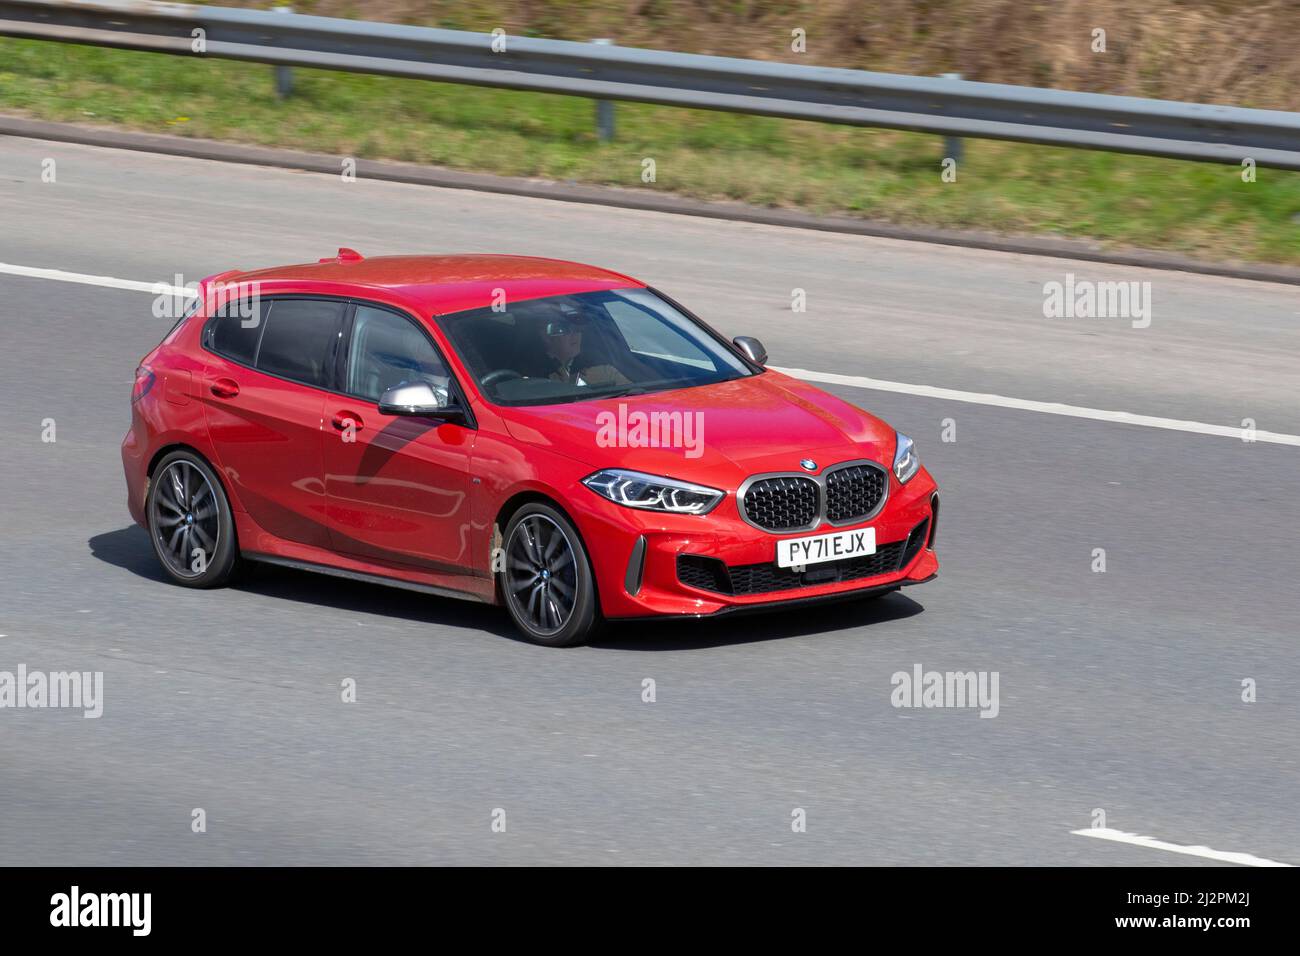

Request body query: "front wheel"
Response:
[146, 450, 239, 588]
[499, 503, 601, 647]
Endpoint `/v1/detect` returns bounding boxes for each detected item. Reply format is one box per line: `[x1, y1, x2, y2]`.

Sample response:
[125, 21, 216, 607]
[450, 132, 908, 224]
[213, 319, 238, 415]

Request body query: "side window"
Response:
[208, 297, 268, 365]
[347, 305, 450, 402]
[255, 299, 345, 389]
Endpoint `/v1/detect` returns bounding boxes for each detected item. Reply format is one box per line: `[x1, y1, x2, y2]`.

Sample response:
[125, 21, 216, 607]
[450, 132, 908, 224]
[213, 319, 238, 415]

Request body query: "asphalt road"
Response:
[1, 136, 1298, 865]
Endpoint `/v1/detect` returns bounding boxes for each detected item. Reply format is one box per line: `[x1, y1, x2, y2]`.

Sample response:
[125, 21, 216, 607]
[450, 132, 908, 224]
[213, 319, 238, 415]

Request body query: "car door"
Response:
[202, 296, 346, 550]
[322, 301, 477, 574]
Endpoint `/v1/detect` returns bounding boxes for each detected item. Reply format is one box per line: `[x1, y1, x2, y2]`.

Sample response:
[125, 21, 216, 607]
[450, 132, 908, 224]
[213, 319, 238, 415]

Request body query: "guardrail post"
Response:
[592, 39, 615, 142]
[274, 6, 295, 98]
[941, 73, 963, 163]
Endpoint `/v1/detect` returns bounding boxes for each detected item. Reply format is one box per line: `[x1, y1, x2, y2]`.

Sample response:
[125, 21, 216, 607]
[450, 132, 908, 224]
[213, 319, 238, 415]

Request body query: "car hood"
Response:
[497, 369, 896, 484]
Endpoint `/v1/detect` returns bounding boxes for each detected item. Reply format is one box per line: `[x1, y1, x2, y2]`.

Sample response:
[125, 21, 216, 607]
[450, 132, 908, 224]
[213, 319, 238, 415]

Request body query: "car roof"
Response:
[230, 253, 645, 315]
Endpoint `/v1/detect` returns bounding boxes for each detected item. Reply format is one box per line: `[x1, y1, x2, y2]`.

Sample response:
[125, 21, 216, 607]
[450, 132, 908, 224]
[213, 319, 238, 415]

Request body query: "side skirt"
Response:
[244, 552, 490, 604]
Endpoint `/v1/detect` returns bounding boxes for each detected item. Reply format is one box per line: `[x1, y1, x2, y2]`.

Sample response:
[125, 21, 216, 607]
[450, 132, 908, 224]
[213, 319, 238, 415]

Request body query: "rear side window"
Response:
[209, 298, 266, 365]
[255, 299, 346, 389]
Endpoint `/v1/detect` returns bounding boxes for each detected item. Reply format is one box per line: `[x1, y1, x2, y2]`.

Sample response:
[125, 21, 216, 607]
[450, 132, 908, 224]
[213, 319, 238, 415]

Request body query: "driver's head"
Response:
[540, 308, 585, 365]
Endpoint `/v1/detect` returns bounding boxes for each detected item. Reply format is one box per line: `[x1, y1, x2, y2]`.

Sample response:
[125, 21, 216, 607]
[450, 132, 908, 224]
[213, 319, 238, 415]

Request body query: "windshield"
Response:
[436, 288, 757, 406]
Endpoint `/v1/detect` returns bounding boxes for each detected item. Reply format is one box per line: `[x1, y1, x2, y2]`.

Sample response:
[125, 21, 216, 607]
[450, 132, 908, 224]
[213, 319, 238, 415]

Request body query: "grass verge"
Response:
[1, 38, 1297, 264]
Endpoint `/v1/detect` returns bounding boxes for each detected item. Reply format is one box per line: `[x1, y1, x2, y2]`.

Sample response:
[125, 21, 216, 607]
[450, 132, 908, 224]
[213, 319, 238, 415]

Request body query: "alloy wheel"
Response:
[505, 514, 578, 636]
[150, 459, 221, 578]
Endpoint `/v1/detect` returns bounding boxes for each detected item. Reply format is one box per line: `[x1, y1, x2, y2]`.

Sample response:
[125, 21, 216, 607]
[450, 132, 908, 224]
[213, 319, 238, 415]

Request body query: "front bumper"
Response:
[577, 466, 939, 619]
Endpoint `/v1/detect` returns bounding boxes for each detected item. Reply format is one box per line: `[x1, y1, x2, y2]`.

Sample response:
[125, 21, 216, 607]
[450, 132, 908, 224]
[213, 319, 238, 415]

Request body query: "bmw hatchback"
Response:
[123, 251, 938, 646]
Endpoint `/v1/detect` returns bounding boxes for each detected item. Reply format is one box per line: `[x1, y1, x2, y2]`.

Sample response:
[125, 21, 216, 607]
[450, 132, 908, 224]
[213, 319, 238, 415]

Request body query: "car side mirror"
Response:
[378, 382, 464, 422]
[733, 335, 767, 366]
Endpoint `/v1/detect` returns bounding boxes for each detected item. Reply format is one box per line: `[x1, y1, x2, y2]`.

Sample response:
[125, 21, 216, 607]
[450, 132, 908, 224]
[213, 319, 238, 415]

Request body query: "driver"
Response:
[528, 304, 629, 387]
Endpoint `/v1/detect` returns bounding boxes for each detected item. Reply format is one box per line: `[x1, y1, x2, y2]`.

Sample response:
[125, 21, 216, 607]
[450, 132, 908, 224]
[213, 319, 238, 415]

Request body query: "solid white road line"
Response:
[0, 262, 192, 296]
[778, 367, 1300, 447]
[1071, 827, 1293, 867]
[3, 261, 1297, 448]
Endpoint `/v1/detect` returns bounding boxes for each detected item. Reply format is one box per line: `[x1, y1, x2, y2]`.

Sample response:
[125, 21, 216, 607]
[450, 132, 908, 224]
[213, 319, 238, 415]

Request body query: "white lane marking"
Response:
[1071, 827, 1293, 867]
[2, 262, 1296, 447]
[0, 262, 192, 296]
[778, 366, 1300, 447]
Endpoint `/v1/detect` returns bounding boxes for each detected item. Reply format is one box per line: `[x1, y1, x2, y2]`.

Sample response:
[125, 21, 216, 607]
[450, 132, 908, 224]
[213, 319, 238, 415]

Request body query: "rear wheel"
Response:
[499, 503, 601, 647]
[146, 450, 239, 588]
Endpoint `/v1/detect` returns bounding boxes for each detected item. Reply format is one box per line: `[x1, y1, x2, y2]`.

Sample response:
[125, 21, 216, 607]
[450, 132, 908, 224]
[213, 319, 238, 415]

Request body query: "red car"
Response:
[123, 251, 939, 646]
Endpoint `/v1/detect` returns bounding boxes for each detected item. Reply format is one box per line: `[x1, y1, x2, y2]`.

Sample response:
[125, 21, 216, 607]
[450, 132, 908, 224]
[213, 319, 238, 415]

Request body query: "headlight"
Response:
[583, 469, 723, 515]
[893, 432, 919, 484]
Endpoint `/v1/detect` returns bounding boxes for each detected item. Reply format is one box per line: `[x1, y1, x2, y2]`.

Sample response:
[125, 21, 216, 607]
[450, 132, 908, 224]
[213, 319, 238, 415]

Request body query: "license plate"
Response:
[776, 527, 876, 568]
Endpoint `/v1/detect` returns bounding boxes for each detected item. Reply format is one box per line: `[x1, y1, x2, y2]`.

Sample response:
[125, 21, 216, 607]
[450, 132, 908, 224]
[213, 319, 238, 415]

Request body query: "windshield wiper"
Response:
[587, 384, 666, 400]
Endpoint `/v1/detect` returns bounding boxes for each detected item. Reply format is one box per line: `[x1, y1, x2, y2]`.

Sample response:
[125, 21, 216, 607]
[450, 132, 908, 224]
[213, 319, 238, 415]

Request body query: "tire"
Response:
[498, 502, 602, 647]
[146, 449, 239, 588]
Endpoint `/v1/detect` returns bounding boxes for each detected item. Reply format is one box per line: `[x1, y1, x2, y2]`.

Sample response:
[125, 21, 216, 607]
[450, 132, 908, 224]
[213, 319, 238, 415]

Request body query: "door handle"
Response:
[333, 411, 363, 431]
[210, 378, 240, 399]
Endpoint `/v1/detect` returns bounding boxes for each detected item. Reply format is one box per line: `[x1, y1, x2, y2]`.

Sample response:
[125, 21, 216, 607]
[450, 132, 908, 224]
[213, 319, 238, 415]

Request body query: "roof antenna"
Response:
[319, 247, 364, 263]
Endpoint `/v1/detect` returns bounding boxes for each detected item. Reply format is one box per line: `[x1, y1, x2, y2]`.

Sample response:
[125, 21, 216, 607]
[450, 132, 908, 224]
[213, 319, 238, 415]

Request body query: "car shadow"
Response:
[590, 592, 925, 651]
[238, 562, 521, 638]
[89, 525, 171, 583]
[90, 526, 925, 649]
[89, 525, 519, 638]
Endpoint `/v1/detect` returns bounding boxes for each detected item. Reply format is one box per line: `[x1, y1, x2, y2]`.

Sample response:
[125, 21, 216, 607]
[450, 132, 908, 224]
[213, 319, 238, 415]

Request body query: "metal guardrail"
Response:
[2, 0, 1300, 169]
